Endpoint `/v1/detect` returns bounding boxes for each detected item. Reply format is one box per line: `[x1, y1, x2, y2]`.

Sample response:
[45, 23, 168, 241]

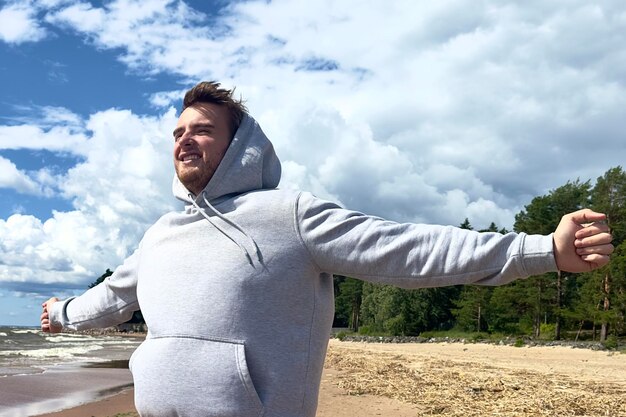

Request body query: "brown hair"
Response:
[182, 81, 248, 136]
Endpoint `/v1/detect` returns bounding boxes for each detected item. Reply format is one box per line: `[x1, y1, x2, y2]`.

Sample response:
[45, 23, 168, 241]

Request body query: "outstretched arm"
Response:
[553, 209, 614, 273]
[39, 249, 141, 333]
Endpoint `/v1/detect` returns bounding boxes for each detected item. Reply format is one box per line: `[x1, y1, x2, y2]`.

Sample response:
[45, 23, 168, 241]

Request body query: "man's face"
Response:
[173, 103, 232, 196]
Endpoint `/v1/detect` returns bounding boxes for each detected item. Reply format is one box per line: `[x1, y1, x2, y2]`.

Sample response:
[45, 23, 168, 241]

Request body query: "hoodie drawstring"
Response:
[188, 192, 262, 266]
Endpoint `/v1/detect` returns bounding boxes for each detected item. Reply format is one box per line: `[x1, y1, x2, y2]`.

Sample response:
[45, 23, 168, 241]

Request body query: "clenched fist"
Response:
[40, 297, 63, 333]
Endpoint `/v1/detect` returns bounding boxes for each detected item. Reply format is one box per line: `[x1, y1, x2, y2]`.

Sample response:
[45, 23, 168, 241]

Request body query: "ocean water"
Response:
[0, 326, 143, 377]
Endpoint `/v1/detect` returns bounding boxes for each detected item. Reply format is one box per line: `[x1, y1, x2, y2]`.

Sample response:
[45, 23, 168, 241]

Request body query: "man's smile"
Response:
[178, 153, 202, 164]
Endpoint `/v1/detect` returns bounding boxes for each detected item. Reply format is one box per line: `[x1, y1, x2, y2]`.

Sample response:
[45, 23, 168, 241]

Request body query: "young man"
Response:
[41, 81, 613, 417]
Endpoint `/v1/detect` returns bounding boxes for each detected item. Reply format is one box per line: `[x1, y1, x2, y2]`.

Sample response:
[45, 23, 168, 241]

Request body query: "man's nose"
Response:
[179, 132, 195, 146]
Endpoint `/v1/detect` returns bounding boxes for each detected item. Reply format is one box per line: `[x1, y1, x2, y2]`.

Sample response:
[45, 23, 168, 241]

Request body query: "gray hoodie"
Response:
[51, 114, 557, 417]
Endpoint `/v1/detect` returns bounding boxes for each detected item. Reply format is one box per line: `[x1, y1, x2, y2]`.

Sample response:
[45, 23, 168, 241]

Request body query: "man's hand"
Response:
[553, 209, 614, 273]
[41, 297, 63, 333]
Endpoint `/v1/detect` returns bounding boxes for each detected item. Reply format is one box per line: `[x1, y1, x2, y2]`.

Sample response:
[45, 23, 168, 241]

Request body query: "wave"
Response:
[45, 336, 137, 346]
[45, 335, 95, 343]
[0, 344, 104, 359]
[11, 329, 40, 335]
[0, 333, 7, 337]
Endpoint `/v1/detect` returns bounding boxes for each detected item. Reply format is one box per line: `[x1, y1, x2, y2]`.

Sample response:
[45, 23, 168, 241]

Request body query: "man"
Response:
[41, 81, 613, 417]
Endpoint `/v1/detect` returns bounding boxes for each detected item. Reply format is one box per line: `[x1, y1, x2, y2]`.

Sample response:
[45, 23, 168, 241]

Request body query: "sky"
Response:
[1, 0, 625, 326]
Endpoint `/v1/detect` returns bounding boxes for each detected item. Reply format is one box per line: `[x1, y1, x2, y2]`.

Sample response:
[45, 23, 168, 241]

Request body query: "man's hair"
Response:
[182, 81, 248, 136]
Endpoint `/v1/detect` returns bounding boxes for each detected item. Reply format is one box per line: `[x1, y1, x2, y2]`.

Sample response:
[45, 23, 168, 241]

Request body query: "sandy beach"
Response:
[0, 363, 133, 417]
[22, 339, 626, 417]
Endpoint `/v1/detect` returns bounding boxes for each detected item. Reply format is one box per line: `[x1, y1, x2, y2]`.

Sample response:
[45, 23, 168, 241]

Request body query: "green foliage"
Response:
[514, 180, 592, 338]
[591, 166, 626, 242]
[335, 330, 354, 341]
[419, 330, 516, 343]
[359, 283, 460, 336]
[480, 222, 499, 233]
[89, 268, 145, 325]
[459, 218, 473, 230]
[89, 268, 113, 288]
[452, 286, 492, 332]
[357, 326, 391, 336]
[514, 179, 591, 235]
[333, 276, 364, 331]
[330, 167, 626, 341]
[575, 167, 626, 341]
[602, 335, 619, 350]
[514, 338, 525, 347]
[539, 323, 556, 340]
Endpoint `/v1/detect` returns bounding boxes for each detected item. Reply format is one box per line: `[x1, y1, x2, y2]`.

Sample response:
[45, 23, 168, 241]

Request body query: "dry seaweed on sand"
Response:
[325, 345, 626, 417]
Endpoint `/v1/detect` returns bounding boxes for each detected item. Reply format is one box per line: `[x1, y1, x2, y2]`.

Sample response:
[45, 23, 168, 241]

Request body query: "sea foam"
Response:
[0, 344, 104, 359]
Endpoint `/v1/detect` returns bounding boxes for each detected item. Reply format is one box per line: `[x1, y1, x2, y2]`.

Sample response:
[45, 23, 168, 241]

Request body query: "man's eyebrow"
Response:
[172, 127, 184, 137]
[193, 122, 215, 130]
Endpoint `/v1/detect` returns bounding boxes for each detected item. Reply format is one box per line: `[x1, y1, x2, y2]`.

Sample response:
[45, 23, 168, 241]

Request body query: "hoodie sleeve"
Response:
[49, 249, 140, 331]
[295, 192, 557, 288]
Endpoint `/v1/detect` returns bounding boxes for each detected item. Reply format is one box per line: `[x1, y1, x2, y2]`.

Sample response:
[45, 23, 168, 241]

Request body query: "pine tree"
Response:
[514, 180, 591, 338]
[589, 167, 626, 340]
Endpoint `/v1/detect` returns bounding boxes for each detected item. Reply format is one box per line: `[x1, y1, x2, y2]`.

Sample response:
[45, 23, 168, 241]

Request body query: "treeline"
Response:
[333, 166, 626, 342]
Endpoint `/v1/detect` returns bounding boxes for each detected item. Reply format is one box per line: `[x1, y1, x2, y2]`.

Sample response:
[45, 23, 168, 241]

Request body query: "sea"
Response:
[0, 326, 143, 416]
[0, 326, 143, 378]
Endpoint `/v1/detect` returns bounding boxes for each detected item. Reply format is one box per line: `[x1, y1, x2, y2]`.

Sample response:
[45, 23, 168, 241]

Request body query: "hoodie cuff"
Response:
[521, 234, 558, 277]
[49, 297, 76, 328]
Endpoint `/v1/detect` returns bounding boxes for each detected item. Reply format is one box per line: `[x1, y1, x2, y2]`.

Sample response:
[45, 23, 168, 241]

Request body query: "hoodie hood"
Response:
[173, 113, 281, 204]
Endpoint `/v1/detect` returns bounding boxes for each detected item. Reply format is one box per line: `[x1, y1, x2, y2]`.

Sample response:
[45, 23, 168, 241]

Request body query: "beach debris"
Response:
[325, 345, 626, 417]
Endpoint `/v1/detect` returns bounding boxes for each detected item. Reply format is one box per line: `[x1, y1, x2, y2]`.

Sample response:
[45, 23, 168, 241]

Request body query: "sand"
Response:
[27, 340, 626, 417]
[0, 364, 133, 417]
[32, 389, 136, 417]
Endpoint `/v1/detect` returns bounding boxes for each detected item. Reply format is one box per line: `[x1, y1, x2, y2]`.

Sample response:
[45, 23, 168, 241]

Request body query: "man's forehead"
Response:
[177, 103, 225, 126]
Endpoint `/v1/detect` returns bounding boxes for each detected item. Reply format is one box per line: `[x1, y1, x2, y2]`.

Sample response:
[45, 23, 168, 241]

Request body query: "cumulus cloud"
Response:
[0, 124, 88, 152]
[0, 107, 180, 290]
[0, 2, 46, 44]
[8, 105, 84, 131]
[3, 0, 626, 297]
[44, 1, 105, 32]
[45, 0, 208, 74]
[149, 89, 185, 109]
[0, 156, 41, 195]
[15, 1, 626, 224]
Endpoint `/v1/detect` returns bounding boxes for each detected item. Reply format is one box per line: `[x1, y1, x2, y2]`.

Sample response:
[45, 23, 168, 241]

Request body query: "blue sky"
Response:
[1, 0, 625, 326]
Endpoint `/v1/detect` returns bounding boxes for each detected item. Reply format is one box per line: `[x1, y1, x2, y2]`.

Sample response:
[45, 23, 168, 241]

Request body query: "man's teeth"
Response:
[183, 155, 200, 161]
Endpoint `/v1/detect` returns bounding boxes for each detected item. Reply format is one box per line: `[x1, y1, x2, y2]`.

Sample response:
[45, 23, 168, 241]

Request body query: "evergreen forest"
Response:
[333, 166, 626, 343]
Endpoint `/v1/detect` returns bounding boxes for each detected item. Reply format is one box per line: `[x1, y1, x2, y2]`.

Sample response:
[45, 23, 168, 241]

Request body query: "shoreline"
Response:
[33, 388, 137, 417]
[4, 339, 625, 417]
[0, 361, 134, 417]
[25, 366, 421, 417]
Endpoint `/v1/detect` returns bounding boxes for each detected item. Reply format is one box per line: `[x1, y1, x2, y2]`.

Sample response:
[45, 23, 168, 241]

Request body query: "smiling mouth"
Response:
[179, 154, 201, 163]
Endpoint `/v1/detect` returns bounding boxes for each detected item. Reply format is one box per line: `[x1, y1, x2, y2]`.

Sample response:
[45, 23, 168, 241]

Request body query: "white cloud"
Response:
[0, 105, 87, 155]
[9, 105, 84, 131]
[0, 156, 41, 195]
[0, 107, 180, 289]
[0, 124, 88, 153]
[39, 0, 626, 229]
[43, 1, 104, 32]
[0, 2, 46, 44]
[149, 89, 185, 108]
[3, 0, 626, 295]
[39, 0, 76, 8]
[46, 0, 207, 74]
[39, 106, 84, 129]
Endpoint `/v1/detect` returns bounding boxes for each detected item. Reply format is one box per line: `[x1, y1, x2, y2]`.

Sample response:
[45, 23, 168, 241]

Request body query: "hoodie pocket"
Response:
[129, 336, 264, 417]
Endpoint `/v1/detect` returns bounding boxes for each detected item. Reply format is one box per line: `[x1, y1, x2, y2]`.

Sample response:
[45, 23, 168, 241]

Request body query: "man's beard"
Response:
[176, 164, 214, 195]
